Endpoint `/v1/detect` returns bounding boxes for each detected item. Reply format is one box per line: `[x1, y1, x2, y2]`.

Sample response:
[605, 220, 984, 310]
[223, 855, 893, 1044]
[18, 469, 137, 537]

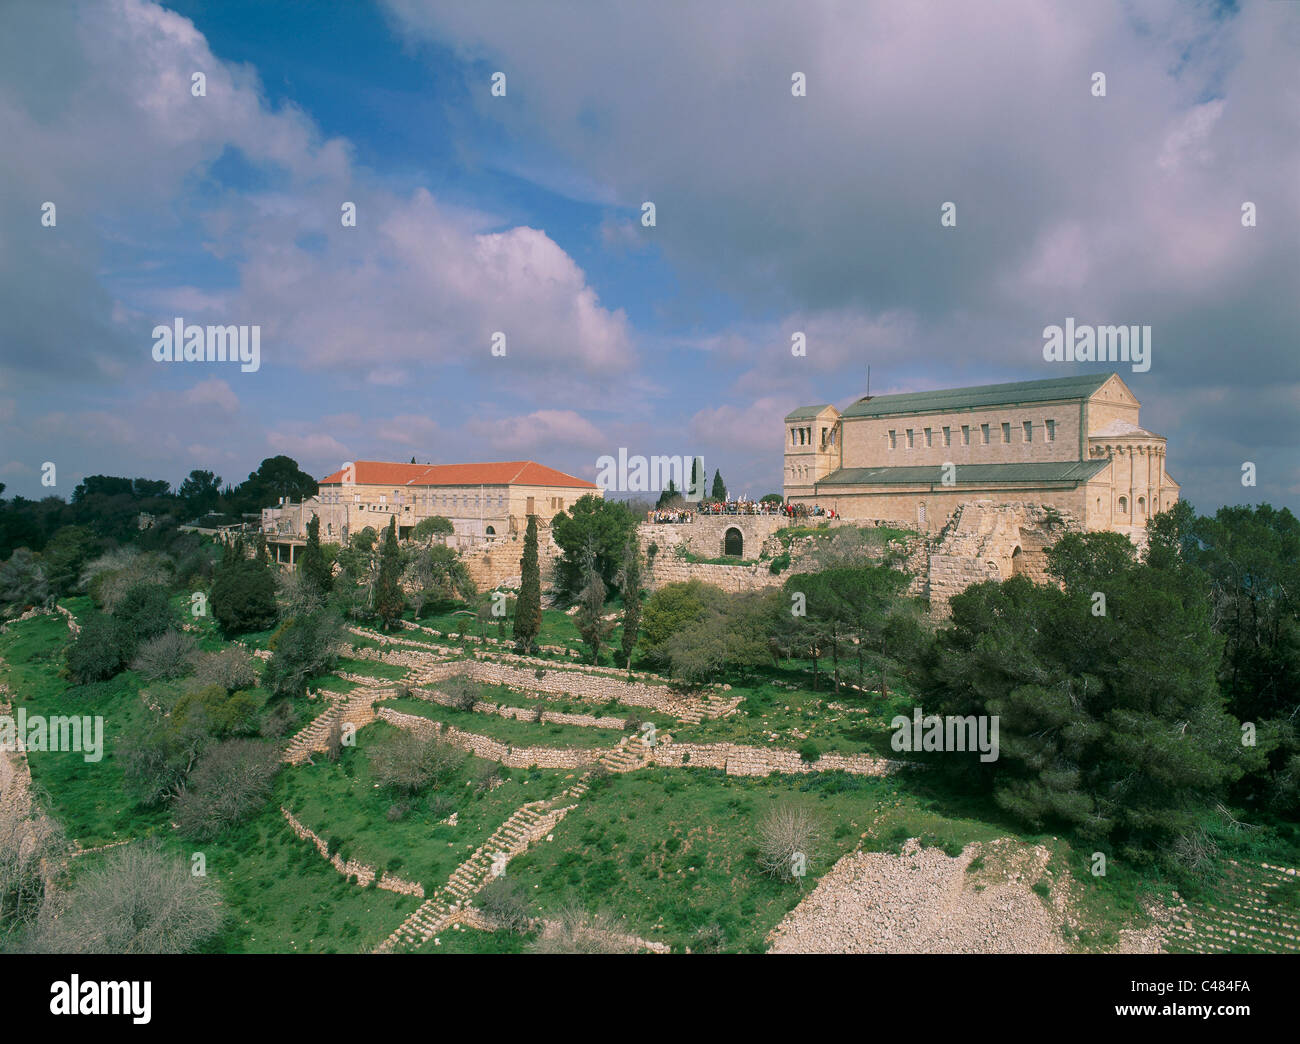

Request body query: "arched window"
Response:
[1138, 496, 1146, 516]
[486, 525, 496, 536]
[724, 527, 743, 557]
[1118, 496, 1128, 513]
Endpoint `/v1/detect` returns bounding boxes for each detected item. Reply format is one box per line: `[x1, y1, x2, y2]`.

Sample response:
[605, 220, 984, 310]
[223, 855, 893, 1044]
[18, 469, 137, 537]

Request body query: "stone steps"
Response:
[375, 783, 588, 953]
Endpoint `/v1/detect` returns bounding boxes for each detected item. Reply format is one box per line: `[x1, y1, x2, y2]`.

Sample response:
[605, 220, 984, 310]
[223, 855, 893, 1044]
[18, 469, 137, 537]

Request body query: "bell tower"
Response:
[783, 404, 841, 502]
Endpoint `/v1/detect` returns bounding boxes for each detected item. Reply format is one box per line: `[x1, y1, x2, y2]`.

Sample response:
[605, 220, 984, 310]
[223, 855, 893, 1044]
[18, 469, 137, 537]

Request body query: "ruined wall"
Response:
[926, 500, 1085, 615]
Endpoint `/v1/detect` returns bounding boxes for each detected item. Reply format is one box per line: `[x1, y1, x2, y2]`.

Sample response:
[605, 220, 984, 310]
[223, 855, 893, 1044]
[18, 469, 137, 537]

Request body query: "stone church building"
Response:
[784, 373, 1178, 539]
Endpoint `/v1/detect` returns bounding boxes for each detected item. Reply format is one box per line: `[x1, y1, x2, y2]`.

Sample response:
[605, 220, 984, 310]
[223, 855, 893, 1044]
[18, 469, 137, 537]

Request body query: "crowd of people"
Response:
[648, 508, 695, 524]
[646, 499, 840, 522]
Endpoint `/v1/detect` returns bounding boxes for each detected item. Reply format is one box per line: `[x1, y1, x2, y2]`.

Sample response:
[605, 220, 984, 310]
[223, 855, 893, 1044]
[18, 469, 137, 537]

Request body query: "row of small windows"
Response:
[323, 489, 510, 511]
[888, 419, 1056, 450]
[789, 425, 837, 449]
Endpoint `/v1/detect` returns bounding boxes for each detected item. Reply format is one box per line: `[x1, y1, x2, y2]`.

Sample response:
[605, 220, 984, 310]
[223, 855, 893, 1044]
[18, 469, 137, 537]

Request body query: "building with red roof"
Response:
[261, 459, 598, 557]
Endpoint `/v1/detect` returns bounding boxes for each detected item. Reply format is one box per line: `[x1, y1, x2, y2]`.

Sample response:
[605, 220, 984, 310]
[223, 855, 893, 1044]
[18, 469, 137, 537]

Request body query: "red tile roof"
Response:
[318, 460, 597, 489]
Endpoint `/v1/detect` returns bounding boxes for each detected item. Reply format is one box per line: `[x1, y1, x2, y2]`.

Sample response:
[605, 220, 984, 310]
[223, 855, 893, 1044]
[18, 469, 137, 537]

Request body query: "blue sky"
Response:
[0, 0, 1296, 512]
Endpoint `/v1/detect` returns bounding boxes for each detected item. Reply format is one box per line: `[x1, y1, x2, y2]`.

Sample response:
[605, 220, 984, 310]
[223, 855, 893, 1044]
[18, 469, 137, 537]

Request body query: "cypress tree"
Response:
[710, 469, 727, 502]
[619, 537, 642, 670]
[299, 513, 332, 595]
[513, 514, 542, 653]
[374, 516, 405, 630]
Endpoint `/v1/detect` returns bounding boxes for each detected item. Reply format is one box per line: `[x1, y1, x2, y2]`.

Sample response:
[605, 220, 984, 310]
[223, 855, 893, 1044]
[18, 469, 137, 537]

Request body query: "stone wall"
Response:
[376, 708, 594, 770]
[926, 500, 1085, 615]
[280, 806, 425, 897]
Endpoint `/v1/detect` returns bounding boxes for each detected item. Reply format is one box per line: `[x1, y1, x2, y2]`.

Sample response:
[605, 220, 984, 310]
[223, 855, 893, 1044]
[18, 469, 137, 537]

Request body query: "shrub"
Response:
[442, 676, 479, 712]
[28, 840, 221, 954]
[478, 875, 532, 933]
[112, 582, 175, 656]
[0, 549, 49, 612]
[66, 613, 128, 683]
[131, 629, 198, 681]
[798, 739, 821, 763]
[173, 740, 281, 841]
[191, 647, 258, 692]
[755, 803, 822, 884]
[529, 904, 636, 954]
[263, 611, 342, 699]
[368, 731, 463, 795]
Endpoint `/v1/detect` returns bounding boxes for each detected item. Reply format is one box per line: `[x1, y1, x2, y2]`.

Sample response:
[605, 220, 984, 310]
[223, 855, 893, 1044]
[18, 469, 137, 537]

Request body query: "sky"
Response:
[0, 0, 1296, 512]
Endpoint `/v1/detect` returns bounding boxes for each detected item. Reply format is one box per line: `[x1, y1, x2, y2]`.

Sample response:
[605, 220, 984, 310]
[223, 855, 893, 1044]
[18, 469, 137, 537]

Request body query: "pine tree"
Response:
[618, 537, 642, 670]
[373, 517, 405, 630]
[513, 514, 542, 653]
[299, 513, 333, 595]
[710, 469, 727, 502]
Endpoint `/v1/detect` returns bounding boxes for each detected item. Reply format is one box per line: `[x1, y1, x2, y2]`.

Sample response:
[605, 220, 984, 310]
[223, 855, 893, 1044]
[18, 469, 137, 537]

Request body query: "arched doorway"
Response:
[724, 527, 743, 557]
[1011, 546, 1027, 577]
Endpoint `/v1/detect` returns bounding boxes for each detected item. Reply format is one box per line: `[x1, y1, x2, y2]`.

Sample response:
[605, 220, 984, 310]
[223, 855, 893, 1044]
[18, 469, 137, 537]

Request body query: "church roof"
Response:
[784, 404, 834, 421]
[319, 461, 597, 489]
[839, 373, 1114, 418]
[817, 459, 1111, 486]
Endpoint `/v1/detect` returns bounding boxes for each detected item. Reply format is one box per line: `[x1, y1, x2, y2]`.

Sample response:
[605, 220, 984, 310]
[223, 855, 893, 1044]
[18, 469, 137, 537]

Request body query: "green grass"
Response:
[506, 768, 894, 953]
[377, 696, 627, 749]
[279, 720, 576, 887]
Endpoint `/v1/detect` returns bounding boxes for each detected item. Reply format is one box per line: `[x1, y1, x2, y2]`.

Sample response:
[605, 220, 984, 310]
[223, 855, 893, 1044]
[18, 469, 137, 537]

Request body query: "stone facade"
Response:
[784, 373, 1178, 537]
[261, 459, 598, 556]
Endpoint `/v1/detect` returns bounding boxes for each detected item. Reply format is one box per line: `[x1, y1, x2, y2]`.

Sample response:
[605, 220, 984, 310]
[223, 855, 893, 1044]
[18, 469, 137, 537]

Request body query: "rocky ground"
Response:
[767, 837, 1169, 954]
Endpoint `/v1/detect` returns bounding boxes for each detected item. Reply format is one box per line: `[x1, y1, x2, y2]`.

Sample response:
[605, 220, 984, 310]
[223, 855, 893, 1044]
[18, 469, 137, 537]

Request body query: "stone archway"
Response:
[723, 527, 744, 557]
[1011, 545, 1027, 577]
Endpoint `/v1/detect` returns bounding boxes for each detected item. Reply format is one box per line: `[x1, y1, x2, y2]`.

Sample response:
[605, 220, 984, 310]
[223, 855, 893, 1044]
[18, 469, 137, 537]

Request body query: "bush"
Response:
[756, 803, 822, 884]
[28, 841, 221, 954]
[529, 904, 636, 954]
[442, 676, 479, 712]
[65, 613, 128, 683]
[131, 629, 197, 681]
[211, 545, 277, 635]
[191, 647, 258, 692]
[112, 582, 175, 656]
[0, 549, 49, 612]
[174, 684, 264, 738]
[368, 731, 463, 796]
[173, 740, 281, 841]
[798, 739, 821, 763]
[478, 875, 531, 933]
[263, 611, 342, 699]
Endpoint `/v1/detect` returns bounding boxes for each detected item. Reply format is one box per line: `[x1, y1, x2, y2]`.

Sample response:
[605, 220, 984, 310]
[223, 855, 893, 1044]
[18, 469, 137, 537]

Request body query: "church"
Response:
[784, 373, 1178, 538]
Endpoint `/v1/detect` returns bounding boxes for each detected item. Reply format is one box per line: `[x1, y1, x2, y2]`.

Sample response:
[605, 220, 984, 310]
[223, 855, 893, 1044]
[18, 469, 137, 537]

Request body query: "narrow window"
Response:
[906, 429, 915, 449]
[889, 430, 897, 450]
[924, 427, 933, 447]
[1001, 422, 1011, 444]
[981, 423, 990, 445]
[943, 426, 951, 447]
[1045, 419, 1056, 442]
[1023, 421, 1032, 442]
[962, 425, 970, 446]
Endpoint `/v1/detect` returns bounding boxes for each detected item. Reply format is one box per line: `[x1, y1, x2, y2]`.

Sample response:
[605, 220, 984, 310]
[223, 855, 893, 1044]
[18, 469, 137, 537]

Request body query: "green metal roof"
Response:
[817, 459, 1110, 487]
[839, 373, 1114, 418]
[784, 404, 834, 421]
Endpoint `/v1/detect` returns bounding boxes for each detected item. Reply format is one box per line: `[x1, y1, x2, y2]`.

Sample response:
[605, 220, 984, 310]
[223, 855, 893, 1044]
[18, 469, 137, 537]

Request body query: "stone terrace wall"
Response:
[280, 807, 425, 897]
[647, 741, 894, 777]
[376, 708, 594, 770]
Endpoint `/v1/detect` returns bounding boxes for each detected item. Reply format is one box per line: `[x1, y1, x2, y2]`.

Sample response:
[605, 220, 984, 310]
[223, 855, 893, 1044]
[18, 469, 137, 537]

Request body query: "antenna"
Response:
[867, 365, 871, 398]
